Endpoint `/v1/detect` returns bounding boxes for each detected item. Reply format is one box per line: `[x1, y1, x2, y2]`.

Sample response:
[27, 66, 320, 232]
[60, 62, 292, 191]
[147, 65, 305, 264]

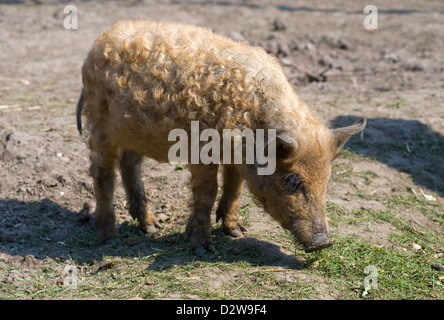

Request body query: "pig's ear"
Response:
[332, 118, 366, 156]
[275, 132, 298, 158]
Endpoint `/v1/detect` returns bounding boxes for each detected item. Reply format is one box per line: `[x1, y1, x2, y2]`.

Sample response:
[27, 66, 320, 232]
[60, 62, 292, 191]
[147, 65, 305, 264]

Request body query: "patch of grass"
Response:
[332, 163, 378, 186]
[14, 95, 47, 105]
[0, 256, 311, 300]
[376, 96, 405, 110]
[318, 185, 444, 300]
[327, 202, 372, 228]
[305, 237, 443, 299]
[337, 149, 378, 162]
[386, 194, 444, 227]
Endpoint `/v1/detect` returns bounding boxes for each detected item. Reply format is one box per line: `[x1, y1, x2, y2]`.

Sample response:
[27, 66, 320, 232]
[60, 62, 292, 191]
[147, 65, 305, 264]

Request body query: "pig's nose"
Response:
[303, 233, 332, 253]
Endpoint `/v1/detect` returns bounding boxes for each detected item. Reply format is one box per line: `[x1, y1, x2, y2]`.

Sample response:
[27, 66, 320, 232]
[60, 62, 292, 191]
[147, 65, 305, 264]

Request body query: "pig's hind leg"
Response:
[119, 150, 161, 234]
[185, 164, 219, 256]
[89, 134, 119, 242]
[216, 165, 247, 237]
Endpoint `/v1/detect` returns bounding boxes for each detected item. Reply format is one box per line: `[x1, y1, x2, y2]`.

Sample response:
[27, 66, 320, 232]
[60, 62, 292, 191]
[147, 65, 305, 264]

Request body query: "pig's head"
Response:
[243, 118, 366, 253]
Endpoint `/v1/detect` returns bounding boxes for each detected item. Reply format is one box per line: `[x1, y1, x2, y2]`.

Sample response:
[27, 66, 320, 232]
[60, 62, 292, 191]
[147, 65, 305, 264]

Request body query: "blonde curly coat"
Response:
[77, 20, 365, 254]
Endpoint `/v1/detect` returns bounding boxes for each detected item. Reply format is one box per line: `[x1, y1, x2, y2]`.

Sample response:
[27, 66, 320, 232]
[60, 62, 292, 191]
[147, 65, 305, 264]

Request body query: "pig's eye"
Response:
[283, 173, 303, 192]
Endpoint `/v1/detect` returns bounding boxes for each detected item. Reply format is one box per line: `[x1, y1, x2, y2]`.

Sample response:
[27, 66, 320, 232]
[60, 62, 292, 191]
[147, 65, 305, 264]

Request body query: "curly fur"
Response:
[79, 20, 332, 159]
[77, 20, 365, 254]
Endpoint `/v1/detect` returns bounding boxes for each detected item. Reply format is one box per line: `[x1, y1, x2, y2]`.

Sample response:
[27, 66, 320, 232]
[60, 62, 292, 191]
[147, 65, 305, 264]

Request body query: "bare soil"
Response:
[1, 0, 443, 299]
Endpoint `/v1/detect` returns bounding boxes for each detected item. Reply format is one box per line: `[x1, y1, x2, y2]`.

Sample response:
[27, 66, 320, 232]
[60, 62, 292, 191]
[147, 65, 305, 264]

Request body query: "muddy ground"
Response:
[0, 0, 443, 300]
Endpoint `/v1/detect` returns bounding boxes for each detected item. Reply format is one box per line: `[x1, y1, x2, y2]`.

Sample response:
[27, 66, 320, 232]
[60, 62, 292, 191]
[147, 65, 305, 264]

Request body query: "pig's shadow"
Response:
[331, 116, 444, 197]
[145, 233, 303, 271]
[0, 198, 303, 270]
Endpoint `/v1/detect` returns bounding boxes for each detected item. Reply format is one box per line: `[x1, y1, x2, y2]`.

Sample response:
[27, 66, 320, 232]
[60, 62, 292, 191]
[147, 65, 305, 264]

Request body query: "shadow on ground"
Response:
[0, 198, 303, 269]
[332, 115, 444, 197]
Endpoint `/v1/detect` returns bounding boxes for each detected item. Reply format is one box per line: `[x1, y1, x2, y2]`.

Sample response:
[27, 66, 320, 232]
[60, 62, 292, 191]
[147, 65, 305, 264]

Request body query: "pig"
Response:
[76, 20, 366, 255]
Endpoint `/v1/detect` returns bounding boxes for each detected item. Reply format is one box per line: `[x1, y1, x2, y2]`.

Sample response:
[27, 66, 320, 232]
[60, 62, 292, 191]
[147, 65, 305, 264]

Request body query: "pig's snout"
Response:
[303, 232, 332, 253]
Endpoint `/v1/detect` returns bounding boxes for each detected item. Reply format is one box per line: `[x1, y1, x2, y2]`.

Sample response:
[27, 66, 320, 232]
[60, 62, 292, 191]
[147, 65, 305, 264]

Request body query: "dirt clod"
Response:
[431, 263, 443, 271]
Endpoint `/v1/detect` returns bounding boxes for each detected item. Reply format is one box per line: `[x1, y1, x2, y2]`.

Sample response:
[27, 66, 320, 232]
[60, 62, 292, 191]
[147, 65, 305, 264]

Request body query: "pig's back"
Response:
[82, 20, 293, 142]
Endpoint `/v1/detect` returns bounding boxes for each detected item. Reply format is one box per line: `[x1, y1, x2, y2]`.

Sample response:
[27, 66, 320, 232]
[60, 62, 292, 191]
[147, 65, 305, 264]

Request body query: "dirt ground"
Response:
[0, 0, 443, 300]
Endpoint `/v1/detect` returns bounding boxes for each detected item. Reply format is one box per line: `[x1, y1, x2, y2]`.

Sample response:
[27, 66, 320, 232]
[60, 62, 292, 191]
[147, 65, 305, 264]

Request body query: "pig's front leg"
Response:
[185, 164, 219, 256]
[216, 165, 247, 237]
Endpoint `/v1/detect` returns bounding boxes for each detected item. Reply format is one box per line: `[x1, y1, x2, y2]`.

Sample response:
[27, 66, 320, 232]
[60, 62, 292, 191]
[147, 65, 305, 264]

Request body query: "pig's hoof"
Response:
[224, 223, 248, 238]
[194, 243, 217, 257]
[140, 221, 163, 234]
